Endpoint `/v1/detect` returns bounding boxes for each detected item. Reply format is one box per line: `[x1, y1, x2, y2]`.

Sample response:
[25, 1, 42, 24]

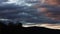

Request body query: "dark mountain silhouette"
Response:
[0, 21, 60, 34]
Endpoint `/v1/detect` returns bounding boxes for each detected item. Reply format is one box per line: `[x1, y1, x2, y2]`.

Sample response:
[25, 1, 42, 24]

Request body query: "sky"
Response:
[0, 0, 59, 23]
[0, 0, 60, 29]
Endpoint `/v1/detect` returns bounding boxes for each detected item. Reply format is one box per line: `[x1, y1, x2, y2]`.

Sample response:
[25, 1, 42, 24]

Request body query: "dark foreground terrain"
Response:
[0, 21, 60, 34]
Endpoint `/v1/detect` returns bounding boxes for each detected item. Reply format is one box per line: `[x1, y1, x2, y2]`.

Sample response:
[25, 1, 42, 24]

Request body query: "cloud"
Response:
[23, 23, 60, 29]
[0, 0, 60, 24]
[37, 2, 60, 20]
[0, 0, 7, 2]
[0, 0, 60, 30]
[40, 0, 60, 6]
[1, 0, 33, 7]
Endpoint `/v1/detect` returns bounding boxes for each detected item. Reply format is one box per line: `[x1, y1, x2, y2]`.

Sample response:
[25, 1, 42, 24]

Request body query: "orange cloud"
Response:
[42, 0, 60, 6]
[33, 0, 60, 9]
[33, 0, 60, 20]
[37, 7, 60, 20]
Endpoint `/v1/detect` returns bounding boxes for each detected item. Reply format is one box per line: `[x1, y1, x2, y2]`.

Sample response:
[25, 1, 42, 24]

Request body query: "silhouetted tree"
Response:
[15, 22, 22, 28]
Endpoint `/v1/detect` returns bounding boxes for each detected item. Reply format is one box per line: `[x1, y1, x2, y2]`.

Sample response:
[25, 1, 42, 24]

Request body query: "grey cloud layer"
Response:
[0, 0, 60, 24]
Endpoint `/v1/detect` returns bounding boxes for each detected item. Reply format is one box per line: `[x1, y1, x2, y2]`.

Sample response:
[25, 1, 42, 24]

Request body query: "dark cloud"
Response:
[0, 0, 60, 24]
[37, 4, 60, 21]
[43, 0, 60, 6]
[0, 0, 8, 2]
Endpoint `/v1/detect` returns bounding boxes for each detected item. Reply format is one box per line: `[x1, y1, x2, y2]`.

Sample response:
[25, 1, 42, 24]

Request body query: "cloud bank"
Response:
[0, 0, 60, 24]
